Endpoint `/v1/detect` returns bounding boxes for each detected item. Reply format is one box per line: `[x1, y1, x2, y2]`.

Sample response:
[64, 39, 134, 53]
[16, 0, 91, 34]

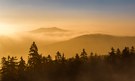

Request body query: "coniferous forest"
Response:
[1, 42, 135, 81]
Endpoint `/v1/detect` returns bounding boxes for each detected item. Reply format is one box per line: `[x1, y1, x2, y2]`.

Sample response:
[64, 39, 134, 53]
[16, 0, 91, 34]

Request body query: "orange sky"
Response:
[0, 0, 135, 36]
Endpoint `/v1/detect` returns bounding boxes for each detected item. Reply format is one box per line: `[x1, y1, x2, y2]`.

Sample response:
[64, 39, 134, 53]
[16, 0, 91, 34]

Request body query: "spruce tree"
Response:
[28, 42, 42, 71]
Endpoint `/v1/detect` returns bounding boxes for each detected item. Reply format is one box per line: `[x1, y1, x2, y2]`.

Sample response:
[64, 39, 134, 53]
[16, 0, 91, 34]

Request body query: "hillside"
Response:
[44, 34, 135, 57]
[1, 33, 135, 59]
[0, 27, 78, 59]
[30, 27, 68, 33]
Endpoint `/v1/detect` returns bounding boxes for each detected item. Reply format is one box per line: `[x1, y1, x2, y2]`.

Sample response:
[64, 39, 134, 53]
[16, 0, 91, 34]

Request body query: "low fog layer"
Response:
[0, 27, 135, 60]
[0, 27, 88, 59]
[45, 34, 135, 57]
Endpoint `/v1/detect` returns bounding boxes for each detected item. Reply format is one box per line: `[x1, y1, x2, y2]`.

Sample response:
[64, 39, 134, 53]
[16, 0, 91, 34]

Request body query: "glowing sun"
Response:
[0, 23, 16, 35]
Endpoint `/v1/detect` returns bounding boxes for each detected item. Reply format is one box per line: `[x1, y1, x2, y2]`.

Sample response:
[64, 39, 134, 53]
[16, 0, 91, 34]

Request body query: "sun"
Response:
[0, 23, 16, 35]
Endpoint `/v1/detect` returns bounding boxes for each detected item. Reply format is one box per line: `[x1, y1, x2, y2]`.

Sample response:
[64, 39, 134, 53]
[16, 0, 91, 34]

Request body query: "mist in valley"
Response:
[0, 27, 89, 59]
[1, 27, 135, 59]
[1, 41, 135, 81]
[1, 28, 135, 81]
[0, 0, 135, 80]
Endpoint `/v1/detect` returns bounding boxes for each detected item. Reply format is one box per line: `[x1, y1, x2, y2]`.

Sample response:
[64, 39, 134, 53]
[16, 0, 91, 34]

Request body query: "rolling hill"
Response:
[30, 27, 68, 33]
[1, 28, 135, 59]
[0, 27, 81, 59]
[44, 34, 135, 57]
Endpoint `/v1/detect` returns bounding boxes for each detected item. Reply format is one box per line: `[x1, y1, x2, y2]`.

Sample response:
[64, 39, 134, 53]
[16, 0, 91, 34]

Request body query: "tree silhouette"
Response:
[1, 42, 135, 81]
[1, 56, 18, 81]
[55, 51, 62, 62]
[1, 57, 8, 81]
[122, 47, 130, 58]
[27, 42, 42, 81]
[80, 49, 88, 62]
[18, 57, 26, 81]
[28, 42, 42, 70]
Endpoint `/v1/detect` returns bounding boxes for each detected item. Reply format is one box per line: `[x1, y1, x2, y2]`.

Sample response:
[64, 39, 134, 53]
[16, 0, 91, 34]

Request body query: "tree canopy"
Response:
[0, 42, 135, 81]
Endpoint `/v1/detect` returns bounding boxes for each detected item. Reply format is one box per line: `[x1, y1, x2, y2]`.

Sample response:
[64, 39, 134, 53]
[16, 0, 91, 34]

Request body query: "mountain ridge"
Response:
[30, 27, 69, 33]
[1, 33, 135, 59]
[44, 34, 135, 57]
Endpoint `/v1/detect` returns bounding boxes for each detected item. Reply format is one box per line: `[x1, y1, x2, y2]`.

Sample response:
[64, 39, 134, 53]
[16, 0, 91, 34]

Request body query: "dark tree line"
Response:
[1, 42, 135, 81]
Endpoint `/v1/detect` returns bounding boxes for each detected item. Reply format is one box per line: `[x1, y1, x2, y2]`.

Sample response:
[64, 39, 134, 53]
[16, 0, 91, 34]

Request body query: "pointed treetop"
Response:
[30, 42, 38, 53]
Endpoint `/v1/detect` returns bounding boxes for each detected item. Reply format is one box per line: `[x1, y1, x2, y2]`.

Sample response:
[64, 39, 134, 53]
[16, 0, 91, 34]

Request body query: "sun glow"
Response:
[0, 23, 16, 35]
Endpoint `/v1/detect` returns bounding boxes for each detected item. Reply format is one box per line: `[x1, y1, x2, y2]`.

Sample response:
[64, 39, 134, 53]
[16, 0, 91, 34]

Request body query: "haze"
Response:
[0, 0, 135, 59]
[0, 1, 135, 81]
[0, 0, 135, 36]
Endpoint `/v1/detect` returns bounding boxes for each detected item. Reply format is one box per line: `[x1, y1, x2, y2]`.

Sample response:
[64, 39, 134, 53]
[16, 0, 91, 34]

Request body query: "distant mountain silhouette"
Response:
[44, 34, 135, 57]
[30, 27, 68, 33]
[1, 33, 135, 59]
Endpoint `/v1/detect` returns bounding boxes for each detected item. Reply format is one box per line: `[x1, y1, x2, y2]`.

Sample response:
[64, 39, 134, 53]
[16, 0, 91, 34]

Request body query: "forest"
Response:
[0, 42, 135, 81]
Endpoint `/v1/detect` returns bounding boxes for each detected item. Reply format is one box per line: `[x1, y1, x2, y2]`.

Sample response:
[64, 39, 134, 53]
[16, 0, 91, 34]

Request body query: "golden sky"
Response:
[0, 0, 135, 36]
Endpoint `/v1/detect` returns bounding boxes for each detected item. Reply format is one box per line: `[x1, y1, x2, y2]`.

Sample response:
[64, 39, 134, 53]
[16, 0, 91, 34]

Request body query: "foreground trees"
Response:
[1, 42, 135, 81]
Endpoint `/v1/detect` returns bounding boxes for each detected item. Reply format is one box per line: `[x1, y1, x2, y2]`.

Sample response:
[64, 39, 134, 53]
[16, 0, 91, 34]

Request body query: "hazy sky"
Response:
[0, 0, 135, 35]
